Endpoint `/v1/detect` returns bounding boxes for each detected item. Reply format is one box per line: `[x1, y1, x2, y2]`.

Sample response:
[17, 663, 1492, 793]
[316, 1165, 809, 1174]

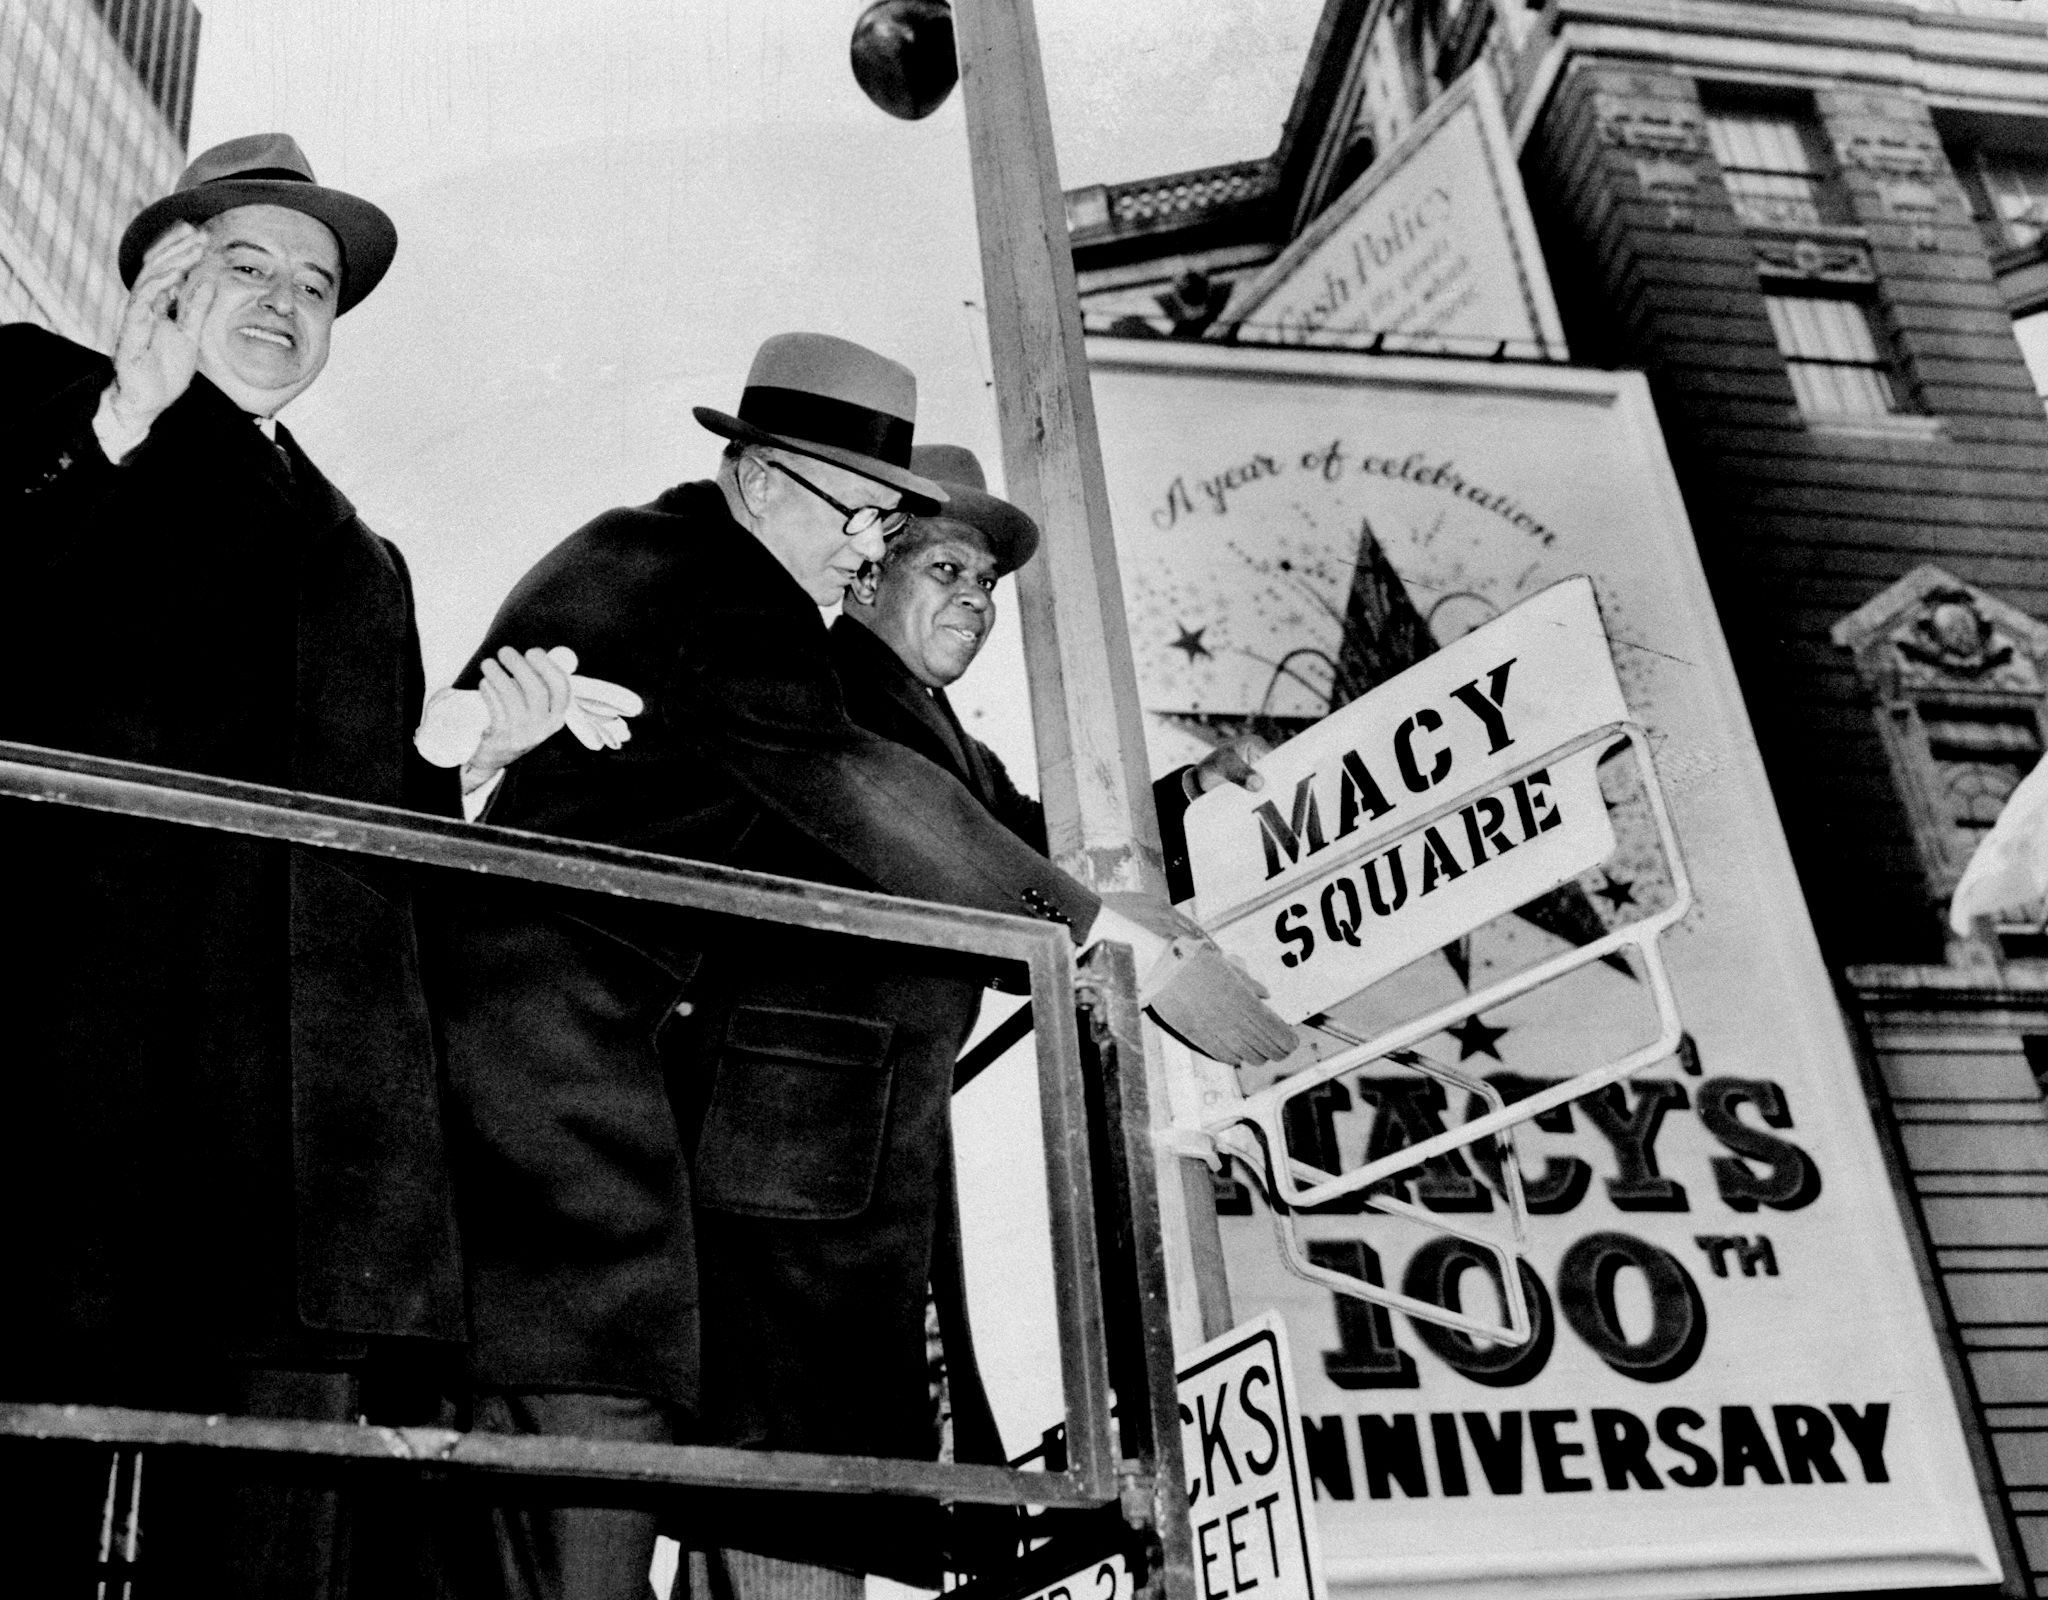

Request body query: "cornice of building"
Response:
[1536, 0, 2048, 107]
[1549, 0, 2048, 40]
[1065, 158, 1281, 255]
[1066, 0, 1369, 265]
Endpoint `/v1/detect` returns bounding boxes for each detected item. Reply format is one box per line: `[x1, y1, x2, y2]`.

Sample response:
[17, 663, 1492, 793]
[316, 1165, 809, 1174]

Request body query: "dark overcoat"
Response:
[432, 482, 1102, 1417]
[680, 617, 1207, 1581]
[0, 324, 464, 1394]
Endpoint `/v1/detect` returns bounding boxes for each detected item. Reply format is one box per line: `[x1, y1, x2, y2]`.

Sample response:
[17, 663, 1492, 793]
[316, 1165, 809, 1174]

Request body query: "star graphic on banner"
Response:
[1594, 873, 1638, 912]
[1445, 1014, 1509, 1061]
[1169, 623, 1213, 662]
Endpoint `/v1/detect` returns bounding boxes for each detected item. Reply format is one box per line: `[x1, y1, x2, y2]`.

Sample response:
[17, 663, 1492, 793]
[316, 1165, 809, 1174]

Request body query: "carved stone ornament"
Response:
[1877, 177, 1941, 219]
[1597, 104, 1707, 156]
[1832, 565, 2048, 697]
[1633, 155, 1698, 197]
[1833, 132, 1940, 178]
[1833, 566, 2048, 917]
[1898, 592, 2016, 678]
[1753, 235, 1876, 284]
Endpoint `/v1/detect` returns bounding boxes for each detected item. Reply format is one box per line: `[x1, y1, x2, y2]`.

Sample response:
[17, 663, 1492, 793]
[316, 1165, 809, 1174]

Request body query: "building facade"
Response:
[1, 0, 198, 345]
[1070, 0, 2048, 1591]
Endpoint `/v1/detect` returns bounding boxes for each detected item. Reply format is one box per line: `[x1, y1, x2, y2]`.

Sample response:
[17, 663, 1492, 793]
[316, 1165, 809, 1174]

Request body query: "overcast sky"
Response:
[187, 0, 1321, 767]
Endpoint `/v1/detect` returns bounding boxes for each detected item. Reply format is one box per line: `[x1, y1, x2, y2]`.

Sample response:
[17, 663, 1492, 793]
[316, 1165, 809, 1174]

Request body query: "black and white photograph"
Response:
[6, 2, 2048, 1599]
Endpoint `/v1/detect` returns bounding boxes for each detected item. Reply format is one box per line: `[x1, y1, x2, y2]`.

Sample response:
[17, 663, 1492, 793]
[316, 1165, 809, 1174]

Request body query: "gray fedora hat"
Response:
[907, 445, 1040, 575]
[118, 133, 397, 315]
[695, 332, 946, 509]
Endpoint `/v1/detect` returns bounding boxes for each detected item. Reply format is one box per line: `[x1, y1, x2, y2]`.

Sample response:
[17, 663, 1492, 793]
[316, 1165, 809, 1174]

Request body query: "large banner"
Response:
[1087, 339, 2001, 1599]
[1215, 68, 1566, 358]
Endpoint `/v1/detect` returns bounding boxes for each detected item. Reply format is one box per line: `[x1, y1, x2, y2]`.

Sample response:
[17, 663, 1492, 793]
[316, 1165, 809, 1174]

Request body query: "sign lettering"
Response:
[1185, 581, 1623, 1021]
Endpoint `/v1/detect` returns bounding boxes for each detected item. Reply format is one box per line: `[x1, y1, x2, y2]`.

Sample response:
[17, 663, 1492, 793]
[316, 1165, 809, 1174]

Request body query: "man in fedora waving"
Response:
[0, 134, 563, 1594]
[435, 333, 1294, 1597]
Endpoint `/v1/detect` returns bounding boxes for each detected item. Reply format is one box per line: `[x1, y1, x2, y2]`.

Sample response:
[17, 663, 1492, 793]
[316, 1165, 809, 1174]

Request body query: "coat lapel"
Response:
[929, 685, 997, 802]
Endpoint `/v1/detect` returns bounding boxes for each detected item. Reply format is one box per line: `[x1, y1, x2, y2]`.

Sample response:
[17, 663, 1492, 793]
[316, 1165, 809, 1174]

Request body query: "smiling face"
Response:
[850, 520, 1001, 688]
[188, 204, 341, 416]
[744, 450, 899, 606]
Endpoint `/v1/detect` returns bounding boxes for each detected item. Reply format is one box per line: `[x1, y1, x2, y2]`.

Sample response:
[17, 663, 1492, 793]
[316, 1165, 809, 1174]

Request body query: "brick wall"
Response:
[1854, 968, 2048, 1596]
[1524, 60, 2048, 968]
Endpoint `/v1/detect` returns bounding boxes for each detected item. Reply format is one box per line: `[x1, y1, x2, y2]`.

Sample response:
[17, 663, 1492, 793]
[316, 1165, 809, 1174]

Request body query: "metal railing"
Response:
[0, 740, 1196, 1597]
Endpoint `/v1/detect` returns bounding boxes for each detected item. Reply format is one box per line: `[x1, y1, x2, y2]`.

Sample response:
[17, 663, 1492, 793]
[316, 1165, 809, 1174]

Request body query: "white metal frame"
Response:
[1190, 719, 1692, 1345]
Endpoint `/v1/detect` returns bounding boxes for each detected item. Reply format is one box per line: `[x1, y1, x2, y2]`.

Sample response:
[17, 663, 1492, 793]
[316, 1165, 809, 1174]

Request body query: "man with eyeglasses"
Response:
[431, 333, 1294, 1599]
[676, 444, 1276, 1599]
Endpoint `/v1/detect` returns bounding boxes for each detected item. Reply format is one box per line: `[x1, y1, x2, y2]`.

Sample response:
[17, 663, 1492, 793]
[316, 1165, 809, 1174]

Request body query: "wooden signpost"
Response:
[951, 0, 1237, 1342]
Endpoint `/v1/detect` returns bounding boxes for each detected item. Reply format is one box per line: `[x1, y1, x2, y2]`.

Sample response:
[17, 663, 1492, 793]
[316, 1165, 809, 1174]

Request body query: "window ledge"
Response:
[1804, 412, 1948, 442]
[1745, 219, 1869, 246]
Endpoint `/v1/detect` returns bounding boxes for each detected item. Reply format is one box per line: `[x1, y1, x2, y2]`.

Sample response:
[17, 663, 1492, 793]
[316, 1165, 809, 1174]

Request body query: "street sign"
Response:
[1182, 579, 1626, 1021]
[1014, 1552, 1135, 1600]
[1015, 1315, 1326, 1600]
[1178, 1314, 1327, 1600]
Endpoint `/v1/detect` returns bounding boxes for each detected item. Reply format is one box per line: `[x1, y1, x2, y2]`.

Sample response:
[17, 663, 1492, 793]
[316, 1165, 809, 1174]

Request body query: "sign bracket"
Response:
[1179, 713, 1694, 1346]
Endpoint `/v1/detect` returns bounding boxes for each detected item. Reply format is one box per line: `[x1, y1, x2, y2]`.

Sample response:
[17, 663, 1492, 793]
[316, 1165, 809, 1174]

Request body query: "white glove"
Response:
[415, 646, 645, 767]
[1090, 893, 1298, 1067]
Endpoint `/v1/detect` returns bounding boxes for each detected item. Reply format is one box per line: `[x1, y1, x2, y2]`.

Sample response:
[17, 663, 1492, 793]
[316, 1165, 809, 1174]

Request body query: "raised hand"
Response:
[105, 223, 217, 434]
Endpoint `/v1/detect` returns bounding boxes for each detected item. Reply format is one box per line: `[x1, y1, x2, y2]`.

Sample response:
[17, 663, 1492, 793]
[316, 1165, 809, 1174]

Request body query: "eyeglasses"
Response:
[764, 458, 910, 540]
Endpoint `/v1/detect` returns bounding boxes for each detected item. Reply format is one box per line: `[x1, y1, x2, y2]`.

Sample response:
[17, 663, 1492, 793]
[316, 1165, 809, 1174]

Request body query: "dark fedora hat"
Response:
[695, 333, 946, 508]
[118, 133, 397, 315]
[907, 445, 1040, 576]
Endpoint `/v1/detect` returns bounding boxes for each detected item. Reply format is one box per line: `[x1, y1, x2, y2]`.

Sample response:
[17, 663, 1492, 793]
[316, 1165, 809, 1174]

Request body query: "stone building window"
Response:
[1832, 566, 2048, 912]
[1961, 147, 2048, 252]
[1763, 290, 1900, 417]
[1922, 703, 2042, 846]
[1946, 131, 2048, 407]
[1703, 98, 1849, 229]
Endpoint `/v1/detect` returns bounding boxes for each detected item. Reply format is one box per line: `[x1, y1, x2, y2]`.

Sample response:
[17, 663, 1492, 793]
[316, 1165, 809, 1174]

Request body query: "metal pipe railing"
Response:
[0, 739, 1141, 1519]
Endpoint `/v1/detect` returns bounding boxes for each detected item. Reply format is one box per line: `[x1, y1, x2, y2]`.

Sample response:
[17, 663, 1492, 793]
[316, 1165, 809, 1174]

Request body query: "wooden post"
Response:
[953, 0, 1235, 1342]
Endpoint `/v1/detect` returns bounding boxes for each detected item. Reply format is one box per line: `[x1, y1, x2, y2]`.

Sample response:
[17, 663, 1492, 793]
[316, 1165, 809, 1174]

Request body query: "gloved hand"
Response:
[1089, 892, 1298, 1066]
[1144, 938, 1298, 1065]
[553, 652, 644, 751]
[416, 646, 645, 768]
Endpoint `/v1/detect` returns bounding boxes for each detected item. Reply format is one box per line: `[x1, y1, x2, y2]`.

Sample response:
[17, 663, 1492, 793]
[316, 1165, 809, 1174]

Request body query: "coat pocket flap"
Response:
[726, 1005, 893, 1068]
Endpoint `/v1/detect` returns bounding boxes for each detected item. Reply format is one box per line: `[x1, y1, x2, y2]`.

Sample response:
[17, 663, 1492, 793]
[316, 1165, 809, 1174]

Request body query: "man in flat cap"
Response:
[0, 133, 552, 1596]
[434, 332, 1294, 1598]
[678, 444, 1271, 1596]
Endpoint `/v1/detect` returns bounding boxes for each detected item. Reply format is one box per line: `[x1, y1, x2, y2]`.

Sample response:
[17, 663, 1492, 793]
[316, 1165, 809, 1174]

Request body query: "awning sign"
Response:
[1183, 579, 1625, 1020]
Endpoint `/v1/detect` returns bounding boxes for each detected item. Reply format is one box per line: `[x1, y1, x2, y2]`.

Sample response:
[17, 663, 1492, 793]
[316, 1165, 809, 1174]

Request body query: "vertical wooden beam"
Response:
[952, 0, 1160, 895]
[953, 0, 1235, 1342]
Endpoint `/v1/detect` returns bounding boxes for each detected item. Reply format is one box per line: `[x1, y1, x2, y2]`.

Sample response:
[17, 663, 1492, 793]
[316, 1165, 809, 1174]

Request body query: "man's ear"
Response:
[734, 452, 773, 517]
[846, 561, 881, 609]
